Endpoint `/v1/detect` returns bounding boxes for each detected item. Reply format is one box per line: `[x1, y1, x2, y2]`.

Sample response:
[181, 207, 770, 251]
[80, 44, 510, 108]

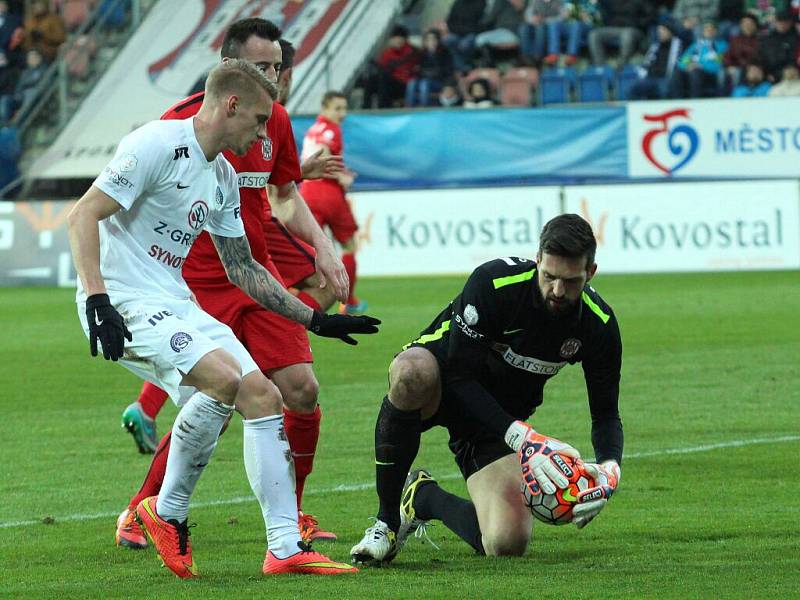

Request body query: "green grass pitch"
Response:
[1, 271, 798, 598]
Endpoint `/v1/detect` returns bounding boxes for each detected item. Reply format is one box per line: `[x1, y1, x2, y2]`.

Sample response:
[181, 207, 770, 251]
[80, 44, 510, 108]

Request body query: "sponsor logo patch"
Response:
[559, 338, 582, 359]
[170, 332, 193, 352]
[236, 171, 271, 188]
[119, 153, 138, 172]
[173, 145, 189, 160]
[498, 346, 567, 375]
[188, 200, 209, 231]
[464, 304, 479, 325]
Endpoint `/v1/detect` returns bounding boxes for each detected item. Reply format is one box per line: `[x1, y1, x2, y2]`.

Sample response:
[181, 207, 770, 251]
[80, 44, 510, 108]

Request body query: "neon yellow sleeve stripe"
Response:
[582, 291, 610, 324]
[493, 268, 536, 289]
[402, 319, 451, 349]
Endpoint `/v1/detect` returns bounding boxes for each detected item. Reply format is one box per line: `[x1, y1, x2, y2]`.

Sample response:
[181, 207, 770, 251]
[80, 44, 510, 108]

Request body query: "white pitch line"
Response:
[1, 434, 797, 530]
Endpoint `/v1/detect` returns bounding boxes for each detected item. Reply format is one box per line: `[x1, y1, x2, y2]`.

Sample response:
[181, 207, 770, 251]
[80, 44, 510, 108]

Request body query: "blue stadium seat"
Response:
[616, 64, 640, 101]
[578, 66, 614, 103]
[539, 67, 576, 105]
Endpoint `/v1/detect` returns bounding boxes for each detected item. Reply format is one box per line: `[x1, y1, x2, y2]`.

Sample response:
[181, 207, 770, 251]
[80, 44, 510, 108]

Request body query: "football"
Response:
[521, 453, 595, 526]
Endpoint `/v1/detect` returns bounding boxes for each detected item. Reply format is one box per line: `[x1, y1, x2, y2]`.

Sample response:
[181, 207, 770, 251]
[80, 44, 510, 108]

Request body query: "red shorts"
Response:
[302, 187, 358, 244]
[188, 261, 312, 372]
[263, 217, 317, 288]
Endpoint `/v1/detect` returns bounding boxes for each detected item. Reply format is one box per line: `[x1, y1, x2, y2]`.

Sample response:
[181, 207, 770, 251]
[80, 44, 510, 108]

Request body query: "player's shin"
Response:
[375, 396, 422, 532]
[413, 483, 485, 554]
[243, 414, 303, 558]
[283, 406, 321, 509]
[128, 431, 172, 511]
[156, 392, 234, 522]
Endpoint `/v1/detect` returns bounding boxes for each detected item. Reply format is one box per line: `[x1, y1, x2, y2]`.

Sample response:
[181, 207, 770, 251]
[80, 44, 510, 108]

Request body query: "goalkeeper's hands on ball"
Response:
[505, 420, 581, 495]
[572, 460, 621, 529]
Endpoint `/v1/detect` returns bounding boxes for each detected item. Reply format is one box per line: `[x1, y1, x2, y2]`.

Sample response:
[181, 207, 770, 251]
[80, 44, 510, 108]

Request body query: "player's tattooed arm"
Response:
[211, 234, 313, 326]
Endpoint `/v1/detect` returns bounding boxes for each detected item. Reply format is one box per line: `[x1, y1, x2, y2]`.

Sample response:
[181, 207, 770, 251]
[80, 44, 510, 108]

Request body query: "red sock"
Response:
[127, 431, 171, 511]
[296, 291, 322, 311]
[341, 252, 357, 305]
[283, 405, 321, 510]
[138, 382, 169, 420]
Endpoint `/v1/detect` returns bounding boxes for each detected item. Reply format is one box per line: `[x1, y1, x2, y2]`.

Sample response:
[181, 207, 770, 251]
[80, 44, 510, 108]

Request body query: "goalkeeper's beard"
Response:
[539, 289, 579, 319]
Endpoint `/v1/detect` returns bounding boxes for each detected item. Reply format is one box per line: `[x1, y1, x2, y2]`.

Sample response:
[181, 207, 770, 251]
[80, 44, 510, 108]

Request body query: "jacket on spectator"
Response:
[377, 43, 420, 84]
[599, 0, 654, 30]
[744, 0, 790, 23]
[14, 60, 45, 101]
[567, 0, 602, 24]
[724, 32, 760, 67]
[447, 0, 487, 36]
[759, 28, 798, 80]
[24, 10, 65, 61]
[640, 36, 683, 78]
[768, 78, 800, 95]
[672, 0, 720, 22]
[732, 80, 772, 96]
[418, 45, 454, 81]
[679, 37, 728, 73]
[481, 0, 525, 31]
[524, 0, 563, 21]
[0, 9, 22, 67]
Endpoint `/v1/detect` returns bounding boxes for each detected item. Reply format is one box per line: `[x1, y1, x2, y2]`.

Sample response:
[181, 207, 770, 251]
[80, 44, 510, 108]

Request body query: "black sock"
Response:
[415, 481, 485, 555]
[375, 396, 421, 532]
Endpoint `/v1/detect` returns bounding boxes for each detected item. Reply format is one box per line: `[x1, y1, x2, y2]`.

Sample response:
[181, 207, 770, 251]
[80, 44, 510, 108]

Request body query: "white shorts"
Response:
[77, 295, 259, 406]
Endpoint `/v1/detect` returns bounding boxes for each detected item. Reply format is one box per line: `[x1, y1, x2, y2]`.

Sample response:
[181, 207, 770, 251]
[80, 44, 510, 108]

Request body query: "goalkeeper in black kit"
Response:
[351, 214, 623, 563]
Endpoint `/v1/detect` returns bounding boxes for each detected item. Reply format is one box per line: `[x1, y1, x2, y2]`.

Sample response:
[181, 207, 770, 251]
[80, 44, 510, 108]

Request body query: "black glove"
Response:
[85, 293, 132, 361]
[308, 311, 381, 345]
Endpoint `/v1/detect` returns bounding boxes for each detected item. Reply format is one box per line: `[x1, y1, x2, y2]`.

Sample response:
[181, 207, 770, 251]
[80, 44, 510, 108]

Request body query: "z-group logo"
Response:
[640, 109, 699, 175]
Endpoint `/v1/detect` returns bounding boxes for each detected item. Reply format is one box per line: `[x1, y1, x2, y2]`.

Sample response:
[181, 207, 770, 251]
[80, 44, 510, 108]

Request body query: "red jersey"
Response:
[300, 115, 344, 197]
[161, 92, 302, 285]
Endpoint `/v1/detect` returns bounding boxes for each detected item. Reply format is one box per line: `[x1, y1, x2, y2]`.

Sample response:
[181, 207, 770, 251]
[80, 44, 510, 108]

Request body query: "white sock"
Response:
[156, 391, 233, 522]
[243, 414, 302, 558]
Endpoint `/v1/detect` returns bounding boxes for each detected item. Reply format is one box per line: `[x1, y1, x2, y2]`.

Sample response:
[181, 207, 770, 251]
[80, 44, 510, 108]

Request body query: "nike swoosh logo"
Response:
[177, 183, 190, 189]
[375, 460, 395, 466]
[503, 328, 524, 335]
[562, 487, 577, 502]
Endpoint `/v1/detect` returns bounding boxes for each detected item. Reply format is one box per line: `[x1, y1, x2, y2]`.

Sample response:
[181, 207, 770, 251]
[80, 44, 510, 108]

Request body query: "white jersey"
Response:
[77, 118, 244, 303]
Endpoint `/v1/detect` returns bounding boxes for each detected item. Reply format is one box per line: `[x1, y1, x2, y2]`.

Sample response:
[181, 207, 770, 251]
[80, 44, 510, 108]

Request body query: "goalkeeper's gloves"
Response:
[572, 460, 621, 529]
[308, 311, 381, 345]
[505, 420, 581, 495]
[85, 293, 132, 361]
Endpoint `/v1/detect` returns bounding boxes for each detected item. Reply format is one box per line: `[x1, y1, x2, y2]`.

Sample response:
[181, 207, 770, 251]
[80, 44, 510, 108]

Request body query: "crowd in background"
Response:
[361, 0, 800, 108]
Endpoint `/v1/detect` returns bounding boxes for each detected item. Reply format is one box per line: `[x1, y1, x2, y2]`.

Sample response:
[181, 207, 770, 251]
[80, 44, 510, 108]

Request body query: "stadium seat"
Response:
[538, 67, 576, 105]
[460, 68, 501, 97]
[616, 64, 640, 101]
[499, 67, 539, 106]
[578, 65, 614, 103]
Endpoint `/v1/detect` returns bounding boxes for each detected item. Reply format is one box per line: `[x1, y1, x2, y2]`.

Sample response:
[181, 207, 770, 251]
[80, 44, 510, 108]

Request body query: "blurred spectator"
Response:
[97, 0, 131, 29]
[672, 0, 721, 36]
[0, 65, 16, 121]
[731, 62, 772, 94]
[744, 0, 790, 27]
[0, 0, 23, 70]
[669, 20, 728, 97]
[1, 47, 44, 121]
[588, 0, 655, 66]
[724, 13, 760, 87]
[475, 0, 524, 66]
[518, 0, 562, 65]
[438, 78, 463, 106]
[768, 63, 800, 93]
[443, 0, 486, 73]
[758, 9, 798, 81]
[547, 0, 602, 66]
[717, 0, 745, 39]
[463, 77, 497, 107]
[0, 124, 20, 192]
[405, 29, 454, 106]
[362, 25, 420, 108]
[629, 21, 683, 99]
[24, 0, 65, 62]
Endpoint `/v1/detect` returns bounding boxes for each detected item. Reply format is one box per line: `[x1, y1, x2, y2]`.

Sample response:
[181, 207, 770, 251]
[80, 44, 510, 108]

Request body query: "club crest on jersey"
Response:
[215, 186, 224, 208]
[464, 304, 479, 326]
[170, 332, 193, 353]
[120, 153, 138, 172]
[188, 200, 209, 231]
[559, 338, 582, 359]
[262, 138, 273, 160]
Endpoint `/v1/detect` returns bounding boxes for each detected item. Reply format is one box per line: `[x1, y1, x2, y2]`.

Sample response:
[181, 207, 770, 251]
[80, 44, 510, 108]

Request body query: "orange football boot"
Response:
[263, 541, 357, 575]
[116, 508, 148, 549]
[135, 496, 198, 579]
[298, 512, 337, 542]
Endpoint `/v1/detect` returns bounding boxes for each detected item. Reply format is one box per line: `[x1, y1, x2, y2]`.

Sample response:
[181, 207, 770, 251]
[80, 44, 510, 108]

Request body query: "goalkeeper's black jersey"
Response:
[410, 257, 623, 463]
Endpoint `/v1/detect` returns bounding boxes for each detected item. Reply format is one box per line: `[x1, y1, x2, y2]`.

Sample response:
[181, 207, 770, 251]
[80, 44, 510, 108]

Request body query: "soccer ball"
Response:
[521, 454, 595, 526]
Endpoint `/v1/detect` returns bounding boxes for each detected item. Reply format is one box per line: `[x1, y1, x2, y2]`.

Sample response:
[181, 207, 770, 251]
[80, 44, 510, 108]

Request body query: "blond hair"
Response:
[205, 58, 278, 103]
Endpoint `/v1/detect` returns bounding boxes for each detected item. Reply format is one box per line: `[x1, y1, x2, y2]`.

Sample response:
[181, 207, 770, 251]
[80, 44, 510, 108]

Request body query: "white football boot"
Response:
[350, 519, 398, 565]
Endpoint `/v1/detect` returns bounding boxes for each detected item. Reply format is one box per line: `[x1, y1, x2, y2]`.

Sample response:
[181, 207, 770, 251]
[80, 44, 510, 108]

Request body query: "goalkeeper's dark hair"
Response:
[279, 38, 296, 70]
[221, 18, 282, 59]
[538, 214, 597, 268]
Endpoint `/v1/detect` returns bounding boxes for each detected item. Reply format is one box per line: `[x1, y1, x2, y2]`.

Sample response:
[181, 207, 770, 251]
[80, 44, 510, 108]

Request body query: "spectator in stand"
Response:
[546, 0, 602, 66]
[768, 63, 800, 93]
[758, 9, 798, 81]
[717, 0, 745, 40]
[474, 0, 525, 67]
[731, 61, 772, 94]
[672, 0, 721, 38]
[443, 0, 486, 74]
[518, 0, 562, 65]
[23, 0, 65, 62]
[463, 77, 497, 108]
[669, 20, 728, 97]
[2, 47, 45, 121]
[745, 0, 791, 28]
[724, 13, 760, 87]
[629, 20, 683, 99]
[362, 25, 420, 109]
[405, 29, 454, 107]
[438, 78, 463, 106]
[0, 0, 23, 68]
[588, 0, 655, 67]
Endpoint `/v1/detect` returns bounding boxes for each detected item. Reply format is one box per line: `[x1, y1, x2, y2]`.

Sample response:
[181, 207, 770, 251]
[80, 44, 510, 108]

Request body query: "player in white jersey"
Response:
[67, 59, 377, 579]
